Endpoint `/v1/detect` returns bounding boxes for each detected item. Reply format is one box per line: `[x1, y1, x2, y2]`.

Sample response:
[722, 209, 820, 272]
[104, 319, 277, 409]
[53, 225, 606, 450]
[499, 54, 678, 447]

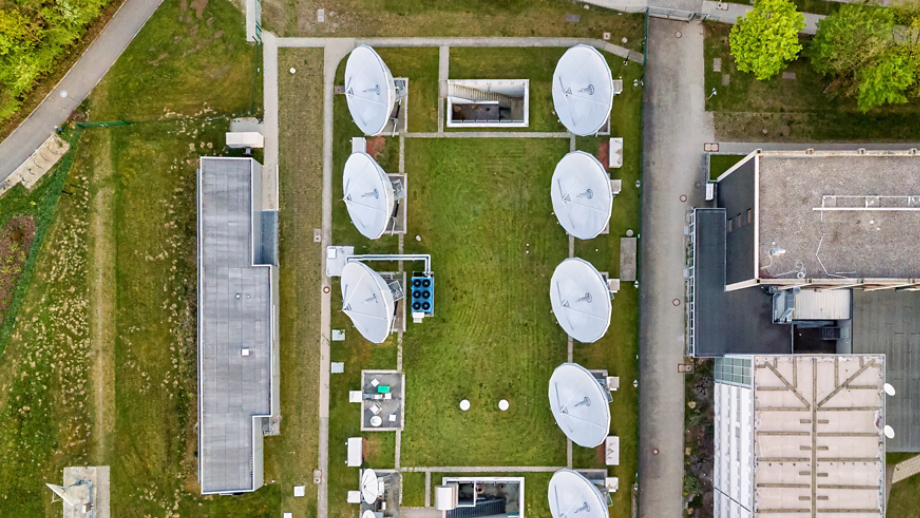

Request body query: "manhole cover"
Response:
[680, 194, 687, 202]
[675, 31, 682, 38]
[323, 286, 331, 294]
[653, 448, 659, 455]
[673, 299, 681, 306]
[695, 182, 701, 188]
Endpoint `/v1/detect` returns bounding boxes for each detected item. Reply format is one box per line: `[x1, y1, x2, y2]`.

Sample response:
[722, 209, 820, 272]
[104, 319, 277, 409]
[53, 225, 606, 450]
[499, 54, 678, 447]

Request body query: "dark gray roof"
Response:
[853, 290, 920, 451]
[198, 157, 272, 492]
[694, 209, 792, 357]
[716, 157, 756, 287]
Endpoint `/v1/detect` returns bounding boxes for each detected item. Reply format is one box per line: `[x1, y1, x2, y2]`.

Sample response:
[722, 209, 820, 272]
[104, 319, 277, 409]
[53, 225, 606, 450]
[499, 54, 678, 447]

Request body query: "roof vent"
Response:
[241, 348, 251, 357]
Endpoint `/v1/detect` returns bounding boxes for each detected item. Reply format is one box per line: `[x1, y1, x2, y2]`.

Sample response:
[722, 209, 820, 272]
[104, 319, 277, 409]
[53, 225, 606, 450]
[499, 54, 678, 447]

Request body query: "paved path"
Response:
[277, 37, 644, 63]
[317, 37, 357, 518]
[0, 0, 165, 181]
[401, 466, 567, 473]
[717, 141, 920, 153]
[405, 132, 572, 139]
[891, 454, 920, 483]
[262, 33, 280, 210]
[700, 1, 824, 34]
[639, 19, 712, 518]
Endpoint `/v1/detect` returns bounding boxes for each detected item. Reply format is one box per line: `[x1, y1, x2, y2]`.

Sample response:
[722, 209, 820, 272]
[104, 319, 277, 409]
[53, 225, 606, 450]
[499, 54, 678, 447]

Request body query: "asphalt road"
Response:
[639, 19, 713, 518]
[0, 0, 164, 181]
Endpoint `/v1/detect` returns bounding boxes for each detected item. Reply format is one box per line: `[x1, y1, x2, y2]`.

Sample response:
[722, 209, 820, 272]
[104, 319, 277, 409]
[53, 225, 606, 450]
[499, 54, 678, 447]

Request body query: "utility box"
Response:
[346, 437, 363, 467]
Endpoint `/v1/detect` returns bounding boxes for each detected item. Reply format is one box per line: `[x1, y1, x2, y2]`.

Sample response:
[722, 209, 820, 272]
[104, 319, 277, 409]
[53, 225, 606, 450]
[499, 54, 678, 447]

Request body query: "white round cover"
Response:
[342, 262, 396, 343]
[549, 363, 611, 448]
[548, 469, 609, 518]
[345, 45, 397, 135]
[344, 152, 395, 239]
[552, 45, 614, 136]
[550, 258, 612, 343]
[552, 152, 613, 240]
[362, 469, 380, 503]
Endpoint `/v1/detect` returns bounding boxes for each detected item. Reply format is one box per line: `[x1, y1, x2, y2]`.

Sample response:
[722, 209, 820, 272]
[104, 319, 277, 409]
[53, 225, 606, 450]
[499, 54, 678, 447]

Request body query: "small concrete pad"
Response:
[331, 362, 345, 374]
[332, 329, 345, 341]
[722, 74, 730, 86]
[782, 72, 796, 80]
[713, 58, 722, 72]
[620, 237, 637, 282]
[317, 9, 325, 22]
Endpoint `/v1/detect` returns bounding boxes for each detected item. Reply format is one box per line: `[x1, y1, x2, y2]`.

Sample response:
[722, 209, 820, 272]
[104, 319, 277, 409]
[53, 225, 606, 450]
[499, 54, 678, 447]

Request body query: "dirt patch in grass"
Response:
[365, 136, 386, 160]
[0, 216, 36, 315]
[595, 140, 609, 168]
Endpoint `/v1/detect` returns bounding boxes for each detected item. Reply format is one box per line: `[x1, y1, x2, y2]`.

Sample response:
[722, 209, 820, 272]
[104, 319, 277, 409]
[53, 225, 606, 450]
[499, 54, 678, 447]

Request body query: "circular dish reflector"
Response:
[552, 45, 614, 136]
[548, 363, 611, 448]
[361, 469, 380, 503]
[885, 425, 896, 439]
[342, 262, 396, 343]
[548, 469, 609, 518]
[550, 258, 612, 343]
[551, 151, 613, 240]
[884, 383, 896, 396]
[345, 45, 397, 136]
[344, 152, 395, 239]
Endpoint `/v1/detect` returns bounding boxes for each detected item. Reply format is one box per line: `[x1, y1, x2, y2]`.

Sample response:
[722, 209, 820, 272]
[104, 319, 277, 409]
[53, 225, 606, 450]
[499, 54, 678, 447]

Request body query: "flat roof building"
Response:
[714, 355, 886, 518]
[197, 157, 279, 494]
[690, 150, 920, 451]
[717, 150, 920, 290]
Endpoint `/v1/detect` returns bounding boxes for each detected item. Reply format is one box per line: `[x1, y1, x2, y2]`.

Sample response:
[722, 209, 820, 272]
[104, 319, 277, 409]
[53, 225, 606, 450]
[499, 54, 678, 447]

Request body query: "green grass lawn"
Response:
[449, 47, 566, 133]
[326, 45, 643, 518]
[263, 0, 645, 52]
[708, 154, 745, 180]
[887, 453, 920, 518]
[703, 23, 920, 142]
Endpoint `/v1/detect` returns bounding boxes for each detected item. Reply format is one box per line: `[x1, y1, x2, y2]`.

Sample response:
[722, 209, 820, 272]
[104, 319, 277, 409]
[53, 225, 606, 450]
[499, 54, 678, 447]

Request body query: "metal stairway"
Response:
[448, 83, 516, 108]
[446, 498, 507, 518]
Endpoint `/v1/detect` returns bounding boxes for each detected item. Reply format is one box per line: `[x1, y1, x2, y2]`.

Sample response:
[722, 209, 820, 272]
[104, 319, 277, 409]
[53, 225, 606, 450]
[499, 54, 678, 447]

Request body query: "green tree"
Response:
[729, 0, 806, 80]
[857, 48, 918, 110]
[807, 4, 895, 98]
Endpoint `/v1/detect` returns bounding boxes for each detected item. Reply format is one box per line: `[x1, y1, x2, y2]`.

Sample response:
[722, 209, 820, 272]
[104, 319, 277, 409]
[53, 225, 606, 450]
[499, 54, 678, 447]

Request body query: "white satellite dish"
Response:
[361, 468, 380, 503]
[885, 425, 896, 439]
[549, 363, 611, 448]
[345, 45, 397, 136]
[552, 151, 613, 240]
[344, 152, 396, 239]
[342, 262, 396, 343]
[552, 45, 614, 136]
[884, 383, 896, 396]
[362, 511, 376, 518]
[550, 258, 612, 343]
[548, 469, 609, 518]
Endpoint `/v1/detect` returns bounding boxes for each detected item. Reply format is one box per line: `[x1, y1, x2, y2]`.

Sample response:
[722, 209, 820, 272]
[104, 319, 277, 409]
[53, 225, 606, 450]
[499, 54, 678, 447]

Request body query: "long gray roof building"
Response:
[197, 157, 279, 494]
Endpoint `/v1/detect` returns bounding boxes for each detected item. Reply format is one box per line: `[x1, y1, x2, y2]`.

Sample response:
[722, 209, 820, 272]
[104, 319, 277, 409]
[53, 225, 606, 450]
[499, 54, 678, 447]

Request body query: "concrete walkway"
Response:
[639, 19, 712, 518]
[717, 141, 920, 153]
[0, 0, 165, 181]
[891, 454, 920, 483]
[276, 36, 644, 63]
[400, 466, 567, 473]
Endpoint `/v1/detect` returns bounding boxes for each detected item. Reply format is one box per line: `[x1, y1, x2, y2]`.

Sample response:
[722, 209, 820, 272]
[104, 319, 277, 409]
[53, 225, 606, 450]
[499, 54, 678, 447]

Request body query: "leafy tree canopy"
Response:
[729, 0, 806, 80]
[809, 1, 920, 111]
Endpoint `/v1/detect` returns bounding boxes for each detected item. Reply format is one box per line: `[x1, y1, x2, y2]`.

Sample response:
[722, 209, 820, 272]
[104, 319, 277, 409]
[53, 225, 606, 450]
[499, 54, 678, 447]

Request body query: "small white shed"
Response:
[226, 132, 265, 149]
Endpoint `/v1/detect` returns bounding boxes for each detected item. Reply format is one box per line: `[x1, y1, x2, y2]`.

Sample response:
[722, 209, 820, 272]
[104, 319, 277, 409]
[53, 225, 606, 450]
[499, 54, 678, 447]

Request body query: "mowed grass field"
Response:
[262, 0, 645, 50]
[0, 0, 321, 515]
[326, 46, 643, 518]
[703, 23, 920, 142]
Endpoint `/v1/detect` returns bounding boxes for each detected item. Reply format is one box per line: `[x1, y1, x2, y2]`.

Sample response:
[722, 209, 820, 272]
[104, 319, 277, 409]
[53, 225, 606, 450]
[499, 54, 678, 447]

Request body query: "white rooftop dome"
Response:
[342, 262, 396, 343]
[345, 45, 397, 136]
[344, 152, 395, 239]
[552, 45, 614, 136]
[550, 258, 612, 343]
[551, 151, 613, 240]
[549, 363, 611, 448]
[548, 469, 609, 518]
